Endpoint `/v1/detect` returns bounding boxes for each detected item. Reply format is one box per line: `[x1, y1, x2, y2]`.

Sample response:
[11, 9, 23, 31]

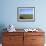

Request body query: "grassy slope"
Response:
[20, 14, 33, 19]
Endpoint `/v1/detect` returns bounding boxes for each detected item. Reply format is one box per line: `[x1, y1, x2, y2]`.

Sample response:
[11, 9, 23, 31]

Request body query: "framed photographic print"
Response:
[17, 7, 35, 22]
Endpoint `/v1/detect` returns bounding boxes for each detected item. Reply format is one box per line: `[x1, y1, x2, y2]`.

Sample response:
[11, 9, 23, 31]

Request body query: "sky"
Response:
[19, 8, 33, 14]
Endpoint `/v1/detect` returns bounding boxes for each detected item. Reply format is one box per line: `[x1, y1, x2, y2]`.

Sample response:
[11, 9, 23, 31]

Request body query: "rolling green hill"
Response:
[20, 14, 33, 19]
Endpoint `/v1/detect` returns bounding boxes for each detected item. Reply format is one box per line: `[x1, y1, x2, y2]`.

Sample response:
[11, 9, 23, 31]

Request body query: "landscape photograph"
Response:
[17, 7, 35, 21]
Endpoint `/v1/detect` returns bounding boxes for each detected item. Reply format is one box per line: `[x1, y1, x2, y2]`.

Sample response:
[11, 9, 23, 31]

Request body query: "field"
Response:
[19, 14, 33, 19]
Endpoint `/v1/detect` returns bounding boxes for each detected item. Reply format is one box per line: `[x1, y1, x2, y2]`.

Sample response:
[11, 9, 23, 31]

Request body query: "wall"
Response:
[0, 0, 46, 30]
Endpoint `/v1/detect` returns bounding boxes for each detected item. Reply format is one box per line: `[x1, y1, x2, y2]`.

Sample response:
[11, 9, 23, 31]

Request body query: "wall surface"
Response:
[0, 0, 46, 30]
